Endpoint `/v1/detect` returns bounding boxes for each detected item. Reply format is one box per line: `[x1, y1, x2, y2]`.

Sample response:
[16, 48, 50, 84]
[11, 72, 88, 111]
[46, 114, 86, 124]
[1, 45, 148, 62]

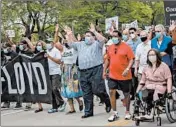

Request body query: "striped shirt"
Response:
[69, 41, 104, 69]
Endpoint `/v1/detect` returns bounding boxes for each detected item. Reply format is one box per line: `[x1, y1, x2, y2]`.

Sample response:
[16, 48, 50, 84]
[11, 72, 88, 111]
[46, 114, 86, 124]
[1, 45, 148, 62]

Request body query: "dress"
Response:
[61, 47, 83, 98]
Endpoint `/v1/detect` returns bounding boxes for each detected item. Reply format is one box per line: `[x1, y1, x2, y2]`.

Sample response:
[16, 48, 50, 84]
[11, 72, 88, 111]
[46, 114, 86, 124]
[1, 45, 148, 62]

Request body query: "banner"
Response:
[1, 52, 52, 103]
[105, 16, 118, 33]
[6, 30, 15, 37]
[164, 0, 176, 26]
[130, 20, 138, 28]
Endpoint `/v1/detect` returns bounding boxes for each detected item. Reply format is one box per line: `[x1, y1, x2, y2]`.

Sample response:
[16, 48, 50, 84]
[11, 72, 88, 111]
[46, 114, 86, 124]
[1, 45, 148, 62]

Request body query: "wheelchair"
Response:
[132, 88, 176, 126]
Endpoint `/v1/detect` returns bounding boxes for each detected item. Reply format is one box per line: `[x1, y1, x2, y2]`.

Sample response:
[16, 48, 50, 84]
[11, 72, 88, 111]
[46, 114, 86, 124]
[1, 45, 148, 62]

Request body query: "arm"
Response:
[47, 55, 62, 64]
[24, 37, 35, 51]
[167, 77, 172, 93]
[89, 23, 107, 45]
[53, 24, 63, 52]
[103, 58, 110, 79]
[136, 70, 146, 93]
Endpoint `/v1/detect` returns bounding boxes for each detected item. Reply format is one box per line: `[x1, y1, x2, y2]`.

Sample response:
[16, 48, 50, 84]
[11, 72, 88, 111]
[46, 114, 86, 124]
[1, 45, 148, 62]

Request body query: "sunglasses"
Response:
[129, 32, 135, 34]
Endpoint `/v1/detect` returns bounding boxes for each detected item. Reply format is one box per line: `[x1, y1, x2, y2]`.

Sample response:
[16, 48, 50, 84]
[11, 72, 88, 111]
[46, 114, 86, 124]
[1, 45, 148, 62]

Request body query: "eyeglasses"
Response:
[114, 48, 117, 54]
[148, 54, 156, 56]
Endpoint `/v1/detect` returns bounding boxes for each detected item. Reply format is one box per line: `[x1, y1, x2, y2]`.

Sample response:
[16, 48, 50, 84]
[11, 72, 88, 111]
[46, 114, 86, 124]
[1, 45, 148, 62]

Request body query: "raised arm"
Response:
[89, 23, 107, 45]
[53, 24, 63, 52]
[23, 37, 35, 51]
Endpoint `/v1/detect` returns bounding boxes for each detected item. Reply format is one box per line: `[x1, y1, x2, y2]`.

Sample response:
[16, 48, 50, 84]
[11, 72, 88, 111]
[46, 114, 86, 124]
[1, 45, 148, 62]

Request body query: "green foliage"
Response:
[1, 0, 165, 42]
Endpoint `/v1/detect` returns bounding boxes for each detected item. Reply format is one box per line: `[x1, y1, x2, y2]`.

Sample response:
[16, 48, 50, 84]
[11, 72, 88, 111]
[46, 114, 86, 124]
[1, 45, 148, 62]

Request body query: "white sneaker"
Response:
[58, 102, 66, 112]
[125, 113, 131, 120]
[108, 112, 119, 122]
[140, 114, 153, 120]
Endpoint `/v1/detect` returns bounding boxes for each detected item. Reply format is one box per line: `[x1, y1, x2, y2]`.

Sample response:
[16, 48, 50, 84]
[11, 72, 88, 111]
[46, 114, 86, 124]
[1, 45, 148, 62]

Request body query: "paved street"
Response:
[1, 99, 176, 126]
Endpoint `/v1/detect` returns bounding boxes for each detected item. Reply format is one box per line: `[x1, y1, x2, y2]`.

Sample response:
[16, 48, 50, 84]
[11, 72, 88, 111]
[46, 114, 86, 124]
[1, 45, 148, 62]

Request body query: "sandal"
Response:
[66, 110, 76, 115]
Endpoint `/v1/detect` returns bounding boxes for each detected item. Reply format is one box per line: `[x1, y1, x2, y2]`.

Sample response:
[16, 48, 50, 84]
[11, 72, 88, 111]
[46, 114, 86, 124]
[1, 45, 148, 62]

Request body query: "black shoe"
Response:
[105, 105, 111, 113]
[131, 96, 135, 100]
[13, 105, 22, 110]
[81, 114, 93, 119]
[35, 108, 43, 113]
[66, 110, 76, 115]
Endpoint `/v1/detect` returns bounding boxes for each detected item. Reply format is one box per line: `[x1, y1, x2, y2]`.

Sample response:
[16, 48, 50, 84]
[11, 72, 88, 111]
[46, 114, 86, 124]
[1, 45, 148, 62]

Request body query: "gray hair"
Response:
[155, 24, 165, 31]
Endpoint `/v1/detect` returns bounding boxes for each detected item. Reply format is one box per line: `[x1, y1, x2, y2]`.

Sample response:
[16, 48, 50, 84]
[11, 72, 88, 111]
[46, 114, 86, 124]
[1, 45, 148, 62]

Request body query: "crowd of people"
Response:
[1, 21, 176, 122]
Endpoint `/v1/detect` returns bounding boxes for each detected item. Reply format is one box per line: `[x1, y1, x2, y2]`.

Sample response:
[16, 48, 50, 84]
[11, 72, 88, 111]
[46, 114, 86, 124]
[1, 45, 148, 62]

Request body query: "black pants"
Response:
[131, 68, 138, 98]
[50, 74, 64, 109]
[79, 65, 111, 115]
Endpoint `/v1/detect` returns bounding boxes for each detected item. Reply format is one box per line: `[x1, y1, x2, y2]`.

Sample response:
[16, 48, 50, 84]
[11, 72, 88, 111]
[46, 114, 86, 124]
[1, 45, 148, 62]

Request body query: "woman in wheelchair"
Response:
[135, 49, 172, 120]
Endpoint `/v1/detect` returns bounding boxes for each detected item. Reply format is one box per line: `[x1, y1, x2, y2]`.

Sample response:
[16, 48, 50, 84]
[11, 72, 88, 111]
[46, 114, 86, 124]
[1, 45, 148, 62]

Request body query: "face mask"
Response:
[46, 44, 52, 50]
[148, 55, 157, 63]
[85, 37, 93, 45]
[130, 34, 136, 39]
[36, 46, 42, 52]
[112, 37, 120, 44]
[122, 35, 128, 41]
[19, 45, 24, 51]
[155, 32, 161, 39]
[3, 48, 9, 54]
[140, 36, 148, 42]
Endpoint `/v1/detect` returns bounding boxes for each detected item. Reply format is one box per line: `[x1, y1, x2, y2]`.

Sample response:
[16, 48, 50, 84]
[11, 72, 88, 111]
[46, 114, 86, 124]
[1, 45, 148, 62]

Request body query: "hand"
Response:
[103, 71, 107, 79]
[64, 25, 72, 35]
[134, 69, 138, 77]
[44, 53, 49, 58]
[122, 68, 129, 77]
[89, 23, 96, 33]
[55, 24, 59, 32]
[77, 34, 81, 41]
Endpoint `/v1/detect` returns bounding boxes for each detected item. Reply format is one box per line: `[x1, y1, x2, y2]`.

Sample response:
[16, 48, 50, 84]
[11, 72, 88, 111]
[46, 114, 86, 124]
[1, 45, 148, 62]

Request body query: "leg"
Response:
[75, 97, 83, 111]
[109, 89, 117, 111]
[80, 70, 94, 117]
[67, 98, 75, 112]
[91, 65, 111, 112]
[35, 103, 43, 113]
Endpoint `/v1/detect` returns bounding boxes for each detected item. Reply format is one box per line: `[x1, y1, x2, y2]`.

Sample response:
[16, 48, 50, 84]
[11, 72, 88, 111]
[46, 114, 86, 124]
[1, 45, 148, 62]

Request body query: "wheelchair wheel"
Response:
[135, 120, 140, 126]
[165, 98, 176, 123]
[157, 117, 161, 126]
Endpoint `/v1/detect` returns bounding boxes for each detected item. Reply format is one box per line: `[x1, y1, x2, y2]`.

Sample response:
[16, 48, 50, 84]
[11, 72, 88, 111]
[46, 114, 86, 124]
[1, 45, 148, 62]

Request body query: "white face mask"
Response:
[148, 55, 157, 63]
[130, 34, 136, 39]
[46, 44, 52, 50]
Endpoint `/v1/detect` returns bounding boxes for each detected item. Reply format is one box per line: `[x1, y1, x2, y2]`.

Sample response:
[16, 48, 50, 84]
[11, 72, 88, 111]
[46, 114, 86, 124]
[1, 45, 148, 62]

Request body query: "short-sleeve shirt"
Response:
[107, 42, 135, 80]
[62, 47, 78, 65]
[47, 47, 61, 75]
[135, 41, 151, 74]
[140, 62, 172, 94]
[69, 41, 104, 69]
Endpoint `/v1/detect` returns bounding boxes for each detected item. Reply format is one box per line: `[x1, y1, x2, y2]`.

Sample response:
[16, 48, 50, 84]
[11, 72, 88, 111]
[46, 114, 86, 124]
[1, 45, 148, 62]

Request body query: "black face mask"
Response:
[140, 36, 148, 42]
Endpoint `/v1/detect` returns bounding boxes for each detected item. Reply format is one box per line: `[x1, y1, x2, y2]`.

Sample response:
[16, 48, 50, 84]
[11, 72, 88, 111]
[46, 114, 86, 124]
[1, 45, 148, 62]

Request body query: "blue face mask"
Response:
[155, 32, 162, 39]
[122, 35, 128, 41]
[112, 37, 120, 44]
[19, 45, 24, 51]
[85, 37, 93, 45]
[36, 46, 42, 52]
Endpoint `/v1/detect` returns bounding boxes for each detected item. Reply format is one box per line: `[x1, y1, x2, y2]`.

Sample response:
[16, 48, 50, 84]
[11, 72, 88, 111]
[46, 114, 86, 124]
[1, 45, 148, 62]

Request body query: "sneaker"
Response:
[1, 102, 10, 109]
[58, 102, 66, 112]
[13, 104, 22, 110]
[125, 113, 131, 120]
[48, 109, 58, 113]
[99, 102, 104, 106]
[140, 114, 153, 120]
[108, 112, 119, 122]
[24, 106, 32, 111]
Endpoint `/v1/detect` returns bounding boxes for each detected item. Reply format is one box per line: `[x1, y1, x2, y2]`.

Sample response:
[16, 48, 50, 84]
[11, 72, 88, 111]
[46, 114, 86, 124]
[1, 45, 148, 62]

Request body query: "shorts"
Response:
[108, 78, 132, 93]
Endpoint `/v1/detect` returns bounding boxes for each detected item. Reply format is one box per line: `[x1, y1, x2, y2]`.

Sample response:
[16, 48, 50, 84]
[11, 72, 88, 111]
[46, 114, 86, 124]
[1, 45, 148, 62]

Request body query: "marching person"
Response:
[151, 24, 173, 70]
[103, 30, 134, 122]
[134, 30, 151, 83]
[66, 23, 111, 118]
[45, 38, 66, 113]
[127, 27, 142, 100]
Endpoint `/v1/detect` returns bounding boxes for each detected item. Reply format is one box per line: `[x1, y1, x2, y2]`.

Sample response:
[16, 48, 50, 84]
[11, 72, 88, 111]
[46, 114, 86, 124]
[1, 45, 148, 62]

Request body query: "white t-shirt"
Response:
[47, 47, 61, 75]
[62, 47, 78, 64]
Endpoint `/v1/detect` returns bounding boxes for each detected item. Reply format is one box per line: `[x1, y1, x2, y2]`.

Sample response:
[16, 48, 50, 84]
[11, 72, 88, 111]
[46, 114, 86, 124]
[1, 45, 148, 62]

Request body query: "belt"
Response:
[80, 64, 102, 72]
